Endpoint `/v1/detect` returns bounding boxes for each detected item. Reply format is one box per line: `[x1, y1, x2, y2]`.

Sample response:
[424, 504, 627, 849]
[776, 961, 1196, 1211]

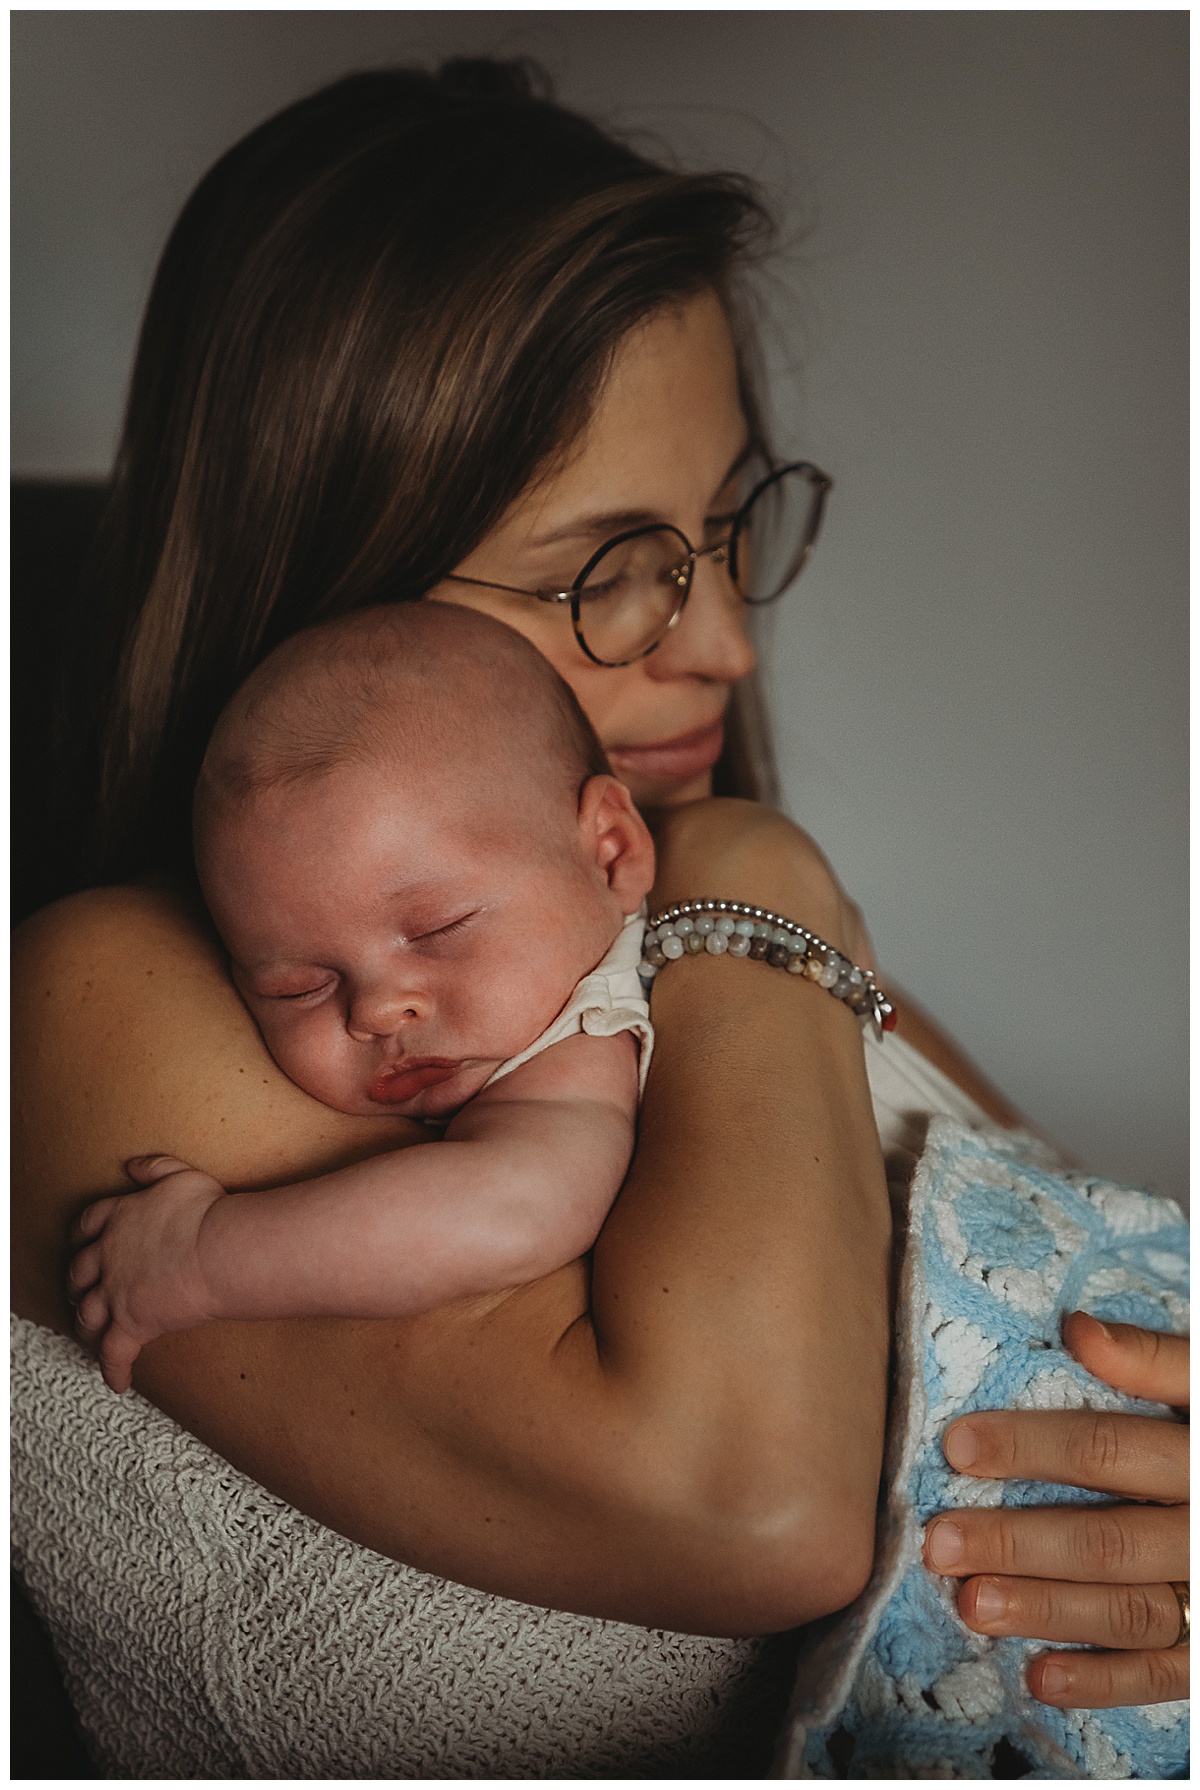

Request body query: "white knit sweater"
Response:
[11, 1316, 799, 1777]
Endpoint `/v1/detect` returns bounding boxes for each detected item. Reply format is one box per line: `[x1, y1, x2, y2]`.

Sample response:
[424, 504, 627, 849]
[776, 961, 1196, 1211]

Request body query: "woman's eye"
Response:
[576, 574, 627, 605]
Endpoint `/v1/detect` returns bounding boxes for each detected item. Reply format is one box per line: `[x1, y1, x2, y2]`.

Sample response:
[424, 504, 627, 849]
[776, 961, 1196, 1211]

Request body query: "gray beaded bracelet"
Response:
[639, 899, 897, 1039]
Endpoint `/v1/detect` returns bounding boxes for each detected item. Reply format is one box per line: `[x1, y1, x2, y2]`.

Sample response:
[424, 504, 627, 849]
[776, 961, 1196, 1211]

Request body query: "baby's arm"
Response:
[68, 1029, 638, 1392]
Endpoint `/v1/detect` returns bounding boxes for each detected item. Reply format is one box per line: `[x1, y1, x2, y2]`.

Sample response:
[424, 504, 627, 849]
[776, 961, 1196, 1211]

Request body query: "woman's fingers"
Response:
[1063, 1312, 1190, 1409]
[126, 1152, 193, 1184]
[958, 1573, 1185, 1650]
[1027, 1644, 1189, 1709]
[923, 1503, 1186, 1584]
[942, 1407, 1188, 1501]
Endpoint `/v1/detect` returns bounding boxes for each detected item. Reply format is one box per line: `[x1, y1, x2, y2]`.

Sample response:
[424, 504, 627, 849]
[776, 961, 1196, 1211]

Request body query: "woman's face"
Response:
[430, 288, 756, 809]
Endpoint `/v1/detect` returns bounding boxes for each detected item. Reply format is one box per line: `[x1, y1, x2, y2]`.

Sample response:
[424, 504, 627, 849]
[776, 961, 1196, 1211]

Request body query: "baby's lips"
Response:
[366, 1059, 462, 1105]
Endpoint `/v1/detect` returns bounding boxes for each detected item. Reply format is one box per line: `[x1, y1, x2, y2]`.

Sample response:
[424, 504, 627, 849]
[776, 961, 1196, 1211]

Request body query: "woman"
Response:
[12, 60, 1187, 1774]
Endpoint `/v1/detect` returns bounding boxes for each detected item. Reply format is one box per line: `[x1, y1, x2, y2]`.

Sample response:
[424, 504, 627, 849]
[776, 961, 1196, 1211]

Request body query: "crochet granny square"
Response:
[778, 1118, 1189, 1780]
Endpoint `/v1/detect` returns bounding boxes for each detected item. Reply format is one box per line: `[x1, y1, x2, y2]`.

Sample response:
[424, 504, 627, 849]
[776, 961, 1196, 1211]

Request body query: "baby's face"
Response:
[200, 761, 633, 1120]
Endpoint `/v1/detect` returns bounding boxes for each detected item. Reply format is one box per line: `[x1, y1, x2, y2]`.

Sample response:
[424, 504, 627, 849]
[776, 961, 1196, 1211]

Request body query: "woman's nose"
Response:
[346, 979, 426, 1042]
[653, 552, 756, 683]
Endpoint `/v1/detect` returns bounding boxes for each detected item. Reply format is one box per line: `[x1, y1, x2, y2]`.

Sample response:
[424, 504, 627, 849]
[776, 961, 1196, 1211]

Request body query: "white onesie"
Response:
[484, 909, 653, 1095]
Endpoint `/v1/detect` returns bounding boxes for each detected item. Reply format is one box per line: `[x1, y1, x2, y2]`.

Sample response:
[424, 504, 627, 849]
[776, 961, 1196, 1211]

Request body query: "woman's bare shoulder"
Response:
[12, 881, 420, 1330]
[15, 878, 220, 977]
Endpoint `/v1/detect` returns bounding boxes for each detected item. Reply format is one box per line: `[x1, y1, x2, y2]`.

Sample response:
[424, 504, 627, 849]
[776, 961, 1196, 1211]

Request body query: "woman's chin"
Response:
[623, 770, 714, 812]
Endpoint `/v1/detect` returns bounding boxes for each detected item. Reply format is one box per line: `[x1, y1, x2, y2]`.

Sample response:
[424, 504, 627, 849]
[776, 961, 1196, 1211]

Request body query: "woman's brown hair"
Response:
[64, 58, 779, 884]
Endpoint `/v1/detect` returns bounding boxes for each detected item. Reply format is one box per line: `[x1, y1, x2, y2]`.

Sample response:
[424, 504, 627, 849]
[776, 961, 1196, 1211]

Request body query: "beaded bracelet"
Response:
[639, 899, 897, 1038]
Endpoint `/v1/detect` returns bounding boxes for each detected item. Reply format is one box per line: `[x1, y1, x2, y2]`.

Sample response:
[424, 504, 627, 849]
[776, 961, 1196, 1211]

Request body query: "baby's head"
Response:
[195, 603, 655, 1119]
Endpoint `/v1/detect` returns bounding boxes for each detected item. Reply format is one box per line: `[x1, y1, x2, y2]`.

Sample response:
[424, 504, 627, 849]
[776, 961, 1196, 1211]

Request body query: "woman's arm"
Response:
[13, 804, 892, 1637]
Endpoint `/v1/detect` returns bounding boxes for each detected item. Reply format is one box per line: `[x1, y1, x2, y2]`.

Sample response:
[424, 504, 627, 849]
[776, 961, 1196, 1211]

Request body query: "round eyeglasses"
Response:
[444, 459, 832, 668]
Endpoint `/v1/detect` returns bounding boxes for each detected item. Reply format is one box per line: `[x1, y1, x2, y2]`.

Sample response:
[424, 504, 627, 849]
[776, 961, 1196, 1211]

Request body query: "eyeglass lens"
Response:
[573, 527, 692, 666]
[573, 465, 826, 665]
[731, 464, 826, 606]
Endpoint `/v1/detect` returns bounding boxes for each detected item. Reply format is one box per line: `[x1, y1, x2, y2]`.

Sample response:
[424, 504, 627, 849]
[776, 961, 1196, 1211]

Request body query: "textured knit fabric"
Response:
[11, 1314, 801, 1778]
[485, 910, 653, 1095]
[779, 1119, 1190, 1780]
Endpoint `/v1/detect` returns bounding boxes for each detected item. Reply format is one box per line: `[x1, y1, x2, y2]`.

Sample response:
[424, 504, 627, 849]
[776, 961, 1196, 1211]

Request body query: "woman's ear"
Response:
[576, 775, 656, 912]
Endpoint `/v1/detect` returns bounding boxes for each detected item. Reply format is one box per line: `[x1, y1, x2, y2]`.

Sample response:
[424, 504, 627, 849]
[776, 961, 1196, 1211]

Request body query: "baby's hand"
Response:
[67, 1155, 228, 1394]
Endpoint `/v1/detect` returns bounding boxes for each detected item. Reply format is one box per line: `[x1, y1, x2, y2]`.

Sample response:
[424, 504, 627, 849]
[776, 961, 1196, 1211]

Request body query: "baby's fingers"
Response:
[70, 1197, 117, 1245]
[126, 1152, 195, 1185]
[67, 1242, 103, 1302]
[97, 1324, 142, 1396]
[74, 1285, 110, 1340]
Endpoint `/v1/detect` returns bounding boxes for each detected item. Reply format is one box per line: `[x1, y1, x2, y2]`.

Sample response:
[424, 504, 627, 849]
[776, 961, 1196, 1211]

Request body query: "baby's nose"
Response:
[346, 983, 424, 1042]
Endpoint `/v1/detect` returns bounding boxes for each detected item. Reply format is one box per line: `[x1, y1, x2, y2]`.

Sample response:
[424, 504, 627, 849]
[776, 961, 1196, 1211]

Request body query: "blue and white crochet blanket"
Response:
[774, 1118, 1189, 1779]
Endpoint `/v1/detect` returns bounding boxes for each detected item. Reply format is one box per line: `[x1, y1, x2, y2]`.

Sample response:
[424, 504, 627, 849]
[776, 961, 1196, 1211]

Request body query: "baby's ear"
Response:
[577, 775, 656, 910]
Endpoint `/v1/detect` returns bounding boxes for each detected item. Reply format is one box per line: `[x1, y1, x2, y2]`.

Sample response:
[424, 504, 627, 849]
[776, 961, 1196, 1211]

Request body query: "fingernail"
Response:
[1070, 1310, 1112, 1341]
[943, 1422, 979, 1469]
[925, 1519, 964, 1569]
[972, 1579, 1006, 1625]
[1037, 1660, 1069, 1697]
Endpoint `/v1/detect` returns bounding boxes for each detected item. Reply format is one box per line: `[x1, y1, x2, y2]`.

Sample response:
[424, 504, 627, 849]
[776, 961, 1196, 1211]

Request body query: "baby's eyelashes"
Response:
[245, 973, 338, 1003]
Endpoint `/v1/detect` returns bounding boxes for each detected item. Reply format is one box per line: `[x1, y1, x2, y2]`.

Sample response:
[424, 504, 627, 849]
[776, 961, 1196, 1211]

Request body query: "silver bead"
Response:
[694, 915, 715, 935]
[705, 931, 729, 954]
[661, 934, 685, 959]
[715, 915, 737, 934]
[727, 934, 752, 956]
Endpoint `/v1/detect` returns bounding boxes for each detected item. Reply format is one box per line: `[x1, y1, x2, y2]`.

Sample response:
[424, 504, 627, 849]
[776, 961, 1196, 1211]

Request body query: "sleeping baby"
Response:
[68, 603, 656, 1393]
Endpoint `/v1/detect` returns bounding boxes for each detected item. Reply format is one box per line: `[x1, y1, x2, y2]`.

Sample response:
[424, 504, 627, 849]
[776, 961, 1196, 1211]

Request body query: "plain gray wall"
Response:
[12, 12, 1188, 1201]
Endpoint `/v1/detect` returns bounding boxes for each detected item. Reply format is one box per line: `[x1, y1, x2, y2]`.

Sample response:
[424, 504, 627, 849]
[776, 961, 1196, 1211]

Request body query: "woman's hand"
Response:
[923, 1313, 1189, 1708]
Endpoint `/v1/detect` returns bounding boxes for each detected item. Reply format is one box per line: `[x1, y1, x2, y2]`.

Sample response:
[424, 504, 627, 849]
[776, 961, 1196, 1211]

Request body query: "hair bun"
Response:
[433, 56, 552, 105]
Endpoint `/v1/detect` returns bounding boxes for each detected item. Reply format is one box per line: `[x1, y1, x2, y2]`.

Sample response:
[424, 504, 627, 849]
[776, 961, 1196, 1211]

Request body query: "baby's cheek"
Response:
[462, 955, 581, 1056]
[258, 1012, 363, 1111]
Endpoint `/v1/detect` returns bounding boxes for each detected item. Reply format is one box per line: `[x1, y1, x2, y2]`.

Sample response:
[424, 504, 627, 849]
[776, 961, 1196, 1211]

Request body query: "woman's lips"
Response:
[366, 1059, 462, 1105]
[606, 718, 725, 783]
